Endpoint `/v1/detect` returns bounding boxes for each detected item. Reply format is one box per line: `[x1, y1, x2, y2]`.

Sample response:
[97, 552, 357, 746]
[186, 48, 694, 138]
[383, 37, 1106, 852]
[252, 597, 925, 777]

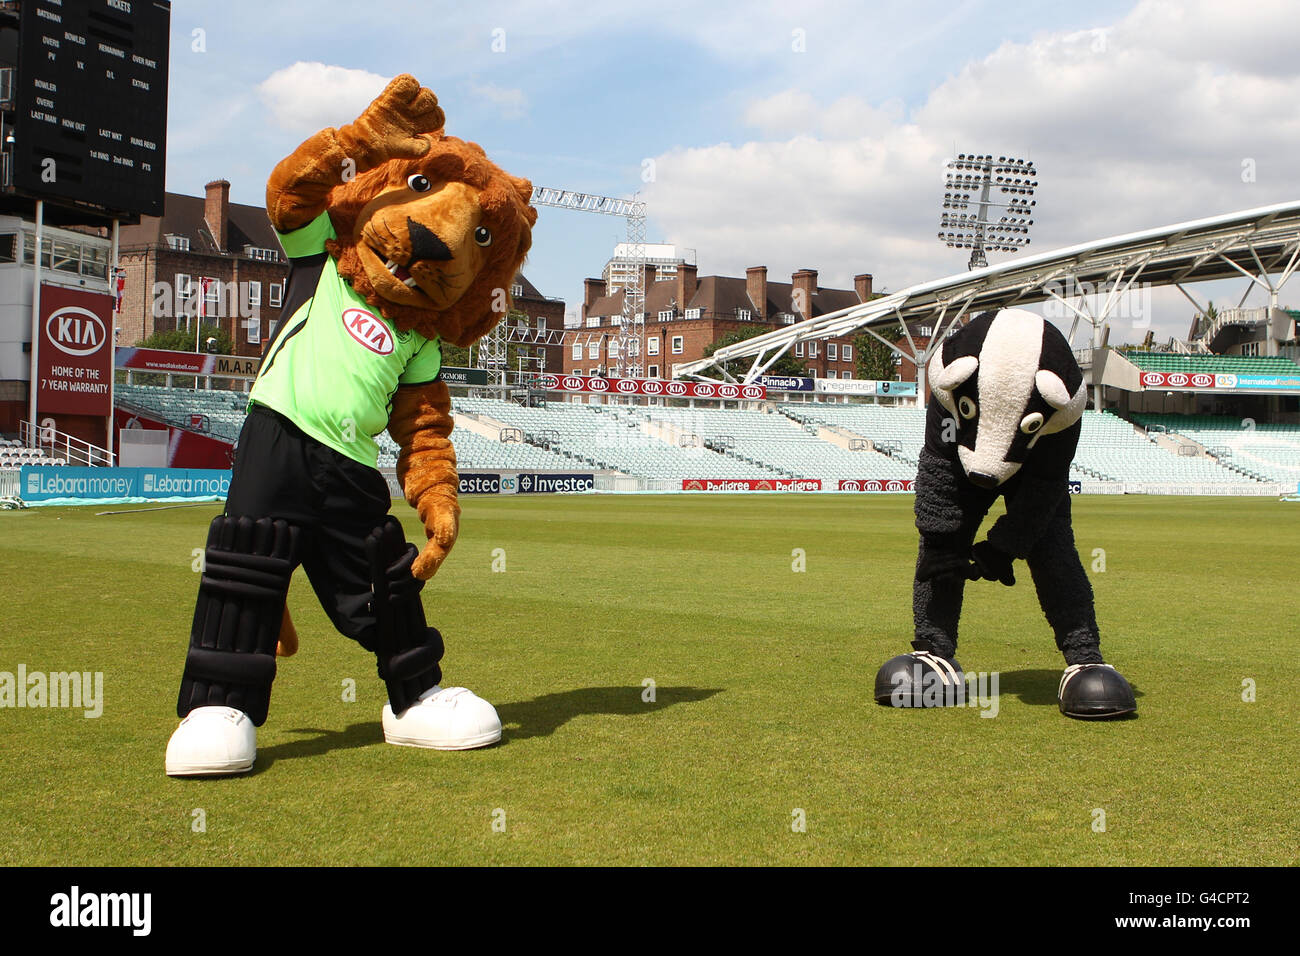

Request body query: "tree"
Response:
[854, 324, 902, 382]
[705, 325, 807, 381]
[136, 322, 233, 355]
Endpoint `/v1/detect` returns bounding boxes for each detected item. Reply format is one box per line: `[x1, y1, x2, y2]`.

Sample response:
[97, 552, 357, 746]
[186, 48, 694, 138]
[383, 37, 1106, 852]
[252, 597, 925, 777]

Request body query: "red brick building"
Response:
[117, 180, 289, 358]
[565, 265, 875, 381]
[508, 273, 567, 376]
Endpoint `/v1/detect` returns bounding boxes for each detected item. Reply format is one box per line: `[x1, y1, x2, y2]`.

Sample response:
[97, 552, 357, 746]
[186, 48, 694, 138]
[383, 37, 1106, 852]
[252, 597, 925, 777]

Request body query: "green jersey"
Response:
[249, 212, 442, 467]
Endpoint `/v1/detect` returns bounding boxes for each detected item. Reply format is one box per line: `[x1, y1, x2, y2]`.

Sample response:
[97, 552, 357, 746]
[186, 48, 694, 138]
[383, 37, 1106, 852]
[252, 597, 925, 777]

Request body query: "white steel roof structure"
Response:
[675, 200, 1300, 397]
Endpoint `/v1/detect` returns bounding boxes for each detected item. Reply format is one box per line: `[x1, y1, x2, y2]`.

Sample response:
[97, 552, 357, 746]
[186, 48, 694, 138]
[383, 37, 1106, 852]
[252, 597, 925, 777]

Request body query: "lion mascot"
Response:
[165, 76, 537, 775]
[874, 309, 1137, 718]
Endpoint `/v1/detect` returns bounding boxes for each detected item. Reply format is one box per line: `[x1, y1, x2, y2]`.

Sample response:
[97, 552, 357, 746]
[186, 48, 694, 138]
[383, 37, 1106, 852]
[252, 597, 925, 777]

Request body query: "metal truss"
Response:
[675, 199, 1300, 401]
[529, 186, 648, 379]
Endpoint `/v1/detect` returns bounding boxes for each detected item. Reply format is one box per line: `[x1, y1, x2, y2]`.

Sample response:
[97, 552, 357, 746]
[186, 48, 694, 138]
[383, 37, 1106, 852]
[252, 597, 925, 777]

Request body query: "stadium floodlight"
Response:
[939, 153, 1038, 269]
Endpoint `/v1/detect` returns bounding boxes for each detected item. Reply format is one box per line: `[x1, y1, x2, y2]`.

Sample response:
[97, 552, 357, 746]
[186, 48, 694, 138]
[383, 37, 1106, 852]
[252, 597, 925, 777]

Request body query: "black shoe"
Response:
[1058, 664, 1137, 719]
[875, 643, 965, 708]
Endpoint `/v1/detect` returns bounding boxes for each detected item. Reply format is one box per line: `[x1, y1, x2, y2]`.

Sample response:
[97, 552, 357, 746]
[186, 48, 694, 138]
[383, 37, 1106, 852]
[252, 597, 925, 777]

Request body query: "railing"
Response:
[1198, 306, 1269, 345]
[19, 420, 116, 467]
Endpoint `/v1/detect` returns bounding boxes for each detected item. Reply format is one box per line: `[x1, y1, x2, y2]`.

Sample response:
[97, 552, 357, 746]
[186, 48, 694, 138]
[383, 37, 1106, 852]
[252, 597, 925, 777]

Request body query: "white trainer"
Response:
[382, 685, 502, 750]
[165, 706, 257, 776]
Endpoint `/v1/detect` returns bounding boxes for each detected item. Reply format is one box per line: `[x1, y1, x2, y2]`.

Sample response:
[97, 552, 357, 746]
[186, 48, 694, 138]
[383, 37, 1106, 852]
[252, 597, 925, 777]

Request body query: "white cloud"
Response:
[257, 63, 392, 134]
[643, 0, 1300, 341]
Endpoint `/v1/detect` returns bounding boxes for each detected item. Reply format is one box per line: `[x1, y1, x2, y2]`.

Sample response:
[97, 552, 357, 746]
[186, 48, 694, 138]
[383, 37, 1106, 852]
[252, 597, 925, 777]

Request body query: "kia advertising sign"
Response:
[533, 374, 765, 400]
[835, 479, 916, 492]
[1141, 369, 1300, 393]
[37, 285, 115, 416]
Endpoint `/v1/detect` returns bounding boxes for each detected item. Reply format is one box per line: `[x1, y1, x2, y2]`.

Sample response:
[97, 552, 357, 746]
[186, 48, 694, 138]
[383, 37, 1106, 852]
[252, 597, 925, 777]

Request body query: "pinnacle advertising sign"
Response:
[534, 374, 766, 400]
[37, 284, 115, 416]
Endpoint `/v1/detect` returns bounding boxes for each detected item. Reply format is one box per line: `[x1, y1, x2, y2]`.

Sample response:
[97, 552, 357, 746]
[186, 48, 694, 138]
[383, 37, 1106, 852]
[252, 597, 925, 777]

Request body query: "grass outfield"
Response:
[1, 493, 1297, 866]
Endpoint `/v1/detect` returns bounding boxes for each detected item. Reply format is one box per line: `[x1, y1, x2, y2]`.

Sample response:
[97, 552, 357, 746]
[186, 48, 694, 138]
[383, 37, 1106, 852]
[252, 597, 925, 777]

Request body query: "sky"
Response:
[165, 0, 1300, 345]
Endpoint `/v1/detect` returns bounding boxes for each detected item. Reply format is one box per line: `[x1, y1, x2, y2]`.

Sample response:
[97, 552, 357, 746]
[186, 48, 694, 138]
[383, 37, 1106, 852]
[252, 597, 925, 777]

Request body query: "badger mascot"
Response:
[164, 76, 538, 775]
[875, 309, 1136, 718]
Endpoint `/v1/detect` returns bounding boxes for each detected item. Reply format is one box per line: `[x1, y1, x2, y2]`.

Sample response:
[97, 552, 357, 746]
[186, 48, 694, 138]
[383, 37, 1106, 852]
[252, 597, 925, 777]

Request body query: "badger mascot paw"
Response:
[875, 309, 1136, 719]
[166, 76, 537, 775]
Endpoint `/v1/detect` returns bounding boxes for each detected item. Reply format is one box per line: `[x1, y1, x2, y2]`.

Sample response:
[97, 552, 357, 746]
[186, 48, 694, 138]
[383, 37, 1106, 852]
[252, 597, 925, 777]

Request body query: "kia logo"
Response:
[617, 379, 638, 393]
[903, 480, 915, 492]
[1168, 373, 1189, 387]
[538, 375, 558, 389]
[643, 380, 663, 394]
[866, 480, 882, 492]
[563, 376, 583, 390]
[589, 377, 609, 392]
[742, 385, 763, 399]
[667, 382, 687, 395]
[695, 384, 715, 397]
[841, 480, 861, 492]
[886, 479, 903, 491]
[1144, 373, 1164, 387]
[718, 384, 739, 398]
[341, 308, 393, 355]
[1191, 373, 1212, 387]
[46, 306, 106, 356]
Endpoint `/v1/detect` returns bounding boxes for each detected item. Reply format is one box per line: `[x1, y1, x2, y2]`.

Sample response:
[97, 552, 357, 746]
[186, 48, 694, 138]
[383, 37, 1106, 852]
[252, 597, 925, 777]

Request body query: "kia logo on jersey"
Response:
[46, 307, 106, 357]
[342, 308, 394, 355]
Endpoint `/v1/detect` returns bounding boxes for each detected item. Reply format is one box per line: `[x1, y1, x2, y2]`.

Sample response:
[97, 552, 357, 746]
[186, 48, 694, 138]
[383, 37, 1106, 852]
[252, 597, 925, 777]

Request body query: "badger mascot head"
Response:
[927, 309, 1087, 488]
[874, 308, 1138, 720]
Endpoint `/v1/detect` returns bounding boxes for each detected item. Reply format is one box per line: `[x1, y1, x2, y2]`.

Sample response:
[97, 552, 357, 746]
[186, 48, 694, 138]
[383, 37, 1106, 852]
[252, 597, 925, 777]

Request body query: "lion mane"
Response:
[324, 133, 538, 347]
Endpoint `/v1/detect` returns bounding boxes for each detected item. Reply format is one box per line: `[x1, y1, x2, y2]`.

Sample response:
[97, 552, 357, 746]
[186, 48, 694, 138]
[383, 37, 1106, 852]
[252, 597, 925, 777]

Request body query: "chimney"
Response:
[204, 179, 230, 253]
[582, 277, 607, 325]
[746, 266, 767, 320]
[792, 268, 818, 320]
[676, 263, 698, 315]
[854, 273, 873, 302]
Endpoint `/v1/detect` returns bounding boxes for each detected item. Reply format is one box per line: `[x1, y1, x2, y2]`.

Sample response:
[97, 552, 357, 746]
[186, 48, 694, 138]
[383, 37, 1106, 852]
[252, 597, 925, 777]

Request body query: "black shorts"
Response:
[227, 404, 397, 650]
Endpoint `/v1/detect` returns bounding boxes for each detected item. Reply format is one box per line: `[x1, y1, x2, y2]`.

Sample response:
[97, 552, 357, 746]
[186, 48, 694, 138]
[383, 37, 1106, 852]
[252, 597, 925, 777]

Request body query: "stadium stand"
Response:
[1121, 353, 1300, 376]
[1071, 411, 1260, 485]
[0, 438, 67, 468]
[1132, 414, 1300, 487]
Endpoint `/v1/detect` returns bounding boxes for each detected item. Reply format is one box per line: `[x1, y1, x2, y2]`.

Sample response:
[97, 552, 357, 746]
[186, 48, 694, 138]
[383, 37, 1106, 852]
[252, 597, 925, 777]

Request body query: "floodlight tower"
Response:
[940, 154, 1037, 270]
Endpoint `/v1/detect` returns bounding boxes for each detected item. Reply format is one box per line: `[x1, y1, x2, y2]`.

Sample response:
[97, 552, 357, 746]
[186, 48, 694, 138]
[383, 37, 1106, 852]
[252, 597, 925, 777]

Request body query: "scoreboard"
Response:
[13, 0, 170, 218]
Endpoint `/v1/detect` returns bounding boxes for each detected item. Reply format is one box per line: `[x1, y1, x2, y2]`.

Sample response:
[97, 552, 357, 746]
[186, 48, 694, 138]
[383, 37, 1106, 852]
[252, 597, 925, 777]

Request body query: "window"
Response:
[608, 340, 620, 359]
[919, 326, 932, 337]
[246, 246, 280, 262]
[648, 336, 660, 356]
[246, 280, 261, 307]
[780, 313, 796, 325]
[269, 282, 283, 307]
[588, 340, 599, 359]
[842, 344, 853, 362]
[808, 342, 819, 358]
[51, 241, 80, 274]
[204, 277, 220, 313]
[587, 315, 601, 328]
[176, 273, 193, 302]
[82, 246, 107, 279]
[572, 342, 582, 360]
[648, 364, 659, 378]
[0, 234, 15, 263]
[843, 370, 853, 379]
[685, 308, 701, 320]
[658, 309, 674, 322]
[671, 336, 684, 354]
[795, 342, 804, 357]
[828, 343, 838, 361]
[166, 234, 190, 251]
[737, 308, 751, 321]
[511, 284, 523, 297]
[537, 316, 546, 332]
[22, 234, 53, 268]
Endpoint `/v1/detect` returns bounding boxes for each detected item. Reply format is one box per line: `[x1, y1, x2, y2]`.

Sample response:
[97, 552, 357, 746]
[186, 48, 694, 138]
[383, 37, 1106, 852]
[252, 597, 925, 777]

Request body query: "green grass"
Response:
[1, 494, 1297, 866]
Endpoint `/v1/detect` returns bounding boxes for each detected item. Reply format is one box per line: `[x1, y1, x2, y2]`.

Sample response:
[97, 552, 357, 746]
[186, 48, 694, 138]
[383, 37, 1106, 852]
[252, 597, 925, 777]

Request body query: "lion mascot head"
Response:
[323, 133, 537, 347]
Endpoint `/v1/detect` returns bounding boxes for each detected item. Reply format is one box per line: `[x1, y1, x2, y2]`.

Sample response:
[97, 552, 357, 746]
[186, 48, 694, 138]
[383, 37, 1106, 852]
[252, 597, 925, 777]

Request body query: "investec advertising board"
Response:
[37, 285, 115, 416]
[458, 473, 594, 494]
[21, 466, 232, 503]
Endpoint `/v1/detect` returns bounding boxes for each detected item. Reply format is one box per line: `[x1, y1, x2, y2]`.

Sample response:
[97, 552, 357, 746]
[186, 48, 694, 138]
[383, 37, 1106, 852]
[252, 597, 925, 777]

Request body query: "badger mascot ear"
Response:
[1035, 367, 1087, 434]
[928, 351, 978, 415]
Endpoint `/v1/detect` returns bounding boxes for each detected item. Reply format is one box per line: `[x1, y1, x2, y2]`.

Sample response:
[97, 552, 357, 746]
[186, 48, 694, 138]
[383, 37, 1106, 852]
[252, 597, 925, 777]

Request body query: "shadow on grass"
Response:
[252, 722, 382, 773]
[998, 668, 1143, 713]
[497, 685, 724, 741]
